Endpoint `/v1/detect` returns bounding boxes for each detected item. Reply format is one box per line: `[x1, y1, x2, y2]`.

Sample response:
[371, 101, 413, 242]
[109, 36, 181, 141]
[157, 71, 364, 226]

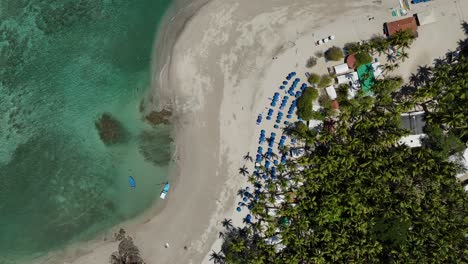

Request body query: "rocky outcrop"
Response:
[95, 113, 126, 145]
[110, 229, 144, 264]
[144, 109, 172, 125]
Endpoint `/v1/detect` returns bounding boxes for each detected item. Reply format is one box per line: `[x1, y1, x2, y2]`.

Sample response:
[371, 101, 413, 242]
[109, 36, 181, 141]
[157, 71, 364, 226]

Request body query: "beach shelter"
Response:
[333, 63, 350, 75]
[384, 16, 418, 37]
[325, 85, 337, 100]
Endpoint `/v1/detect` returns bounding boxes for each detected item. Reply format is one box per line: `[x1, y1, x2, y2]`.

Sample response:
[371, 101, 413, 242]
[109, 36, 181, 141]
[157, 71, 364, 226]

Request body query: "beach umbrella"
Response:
[246, 214, 252, 223]
[282, 81, 288, 85]
[236, 207, 241, 212]
[243, 197, 249, 202]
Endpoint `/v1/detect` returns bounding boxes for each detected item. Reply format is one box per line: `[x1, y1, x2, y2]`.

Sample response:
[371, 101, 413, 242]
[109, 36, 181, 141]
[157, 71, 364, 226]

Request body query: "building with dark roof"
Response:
[400, 111, 426, 135]
[398, 111, 426, 148]
[384, 16, 418, 37]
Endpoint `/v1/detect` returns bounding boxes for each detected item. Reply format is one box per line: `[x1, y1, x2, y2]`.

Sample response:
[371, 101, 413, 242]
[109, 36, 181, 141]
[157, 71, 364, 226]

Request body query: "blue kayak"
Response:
[128, 176, 136, 188]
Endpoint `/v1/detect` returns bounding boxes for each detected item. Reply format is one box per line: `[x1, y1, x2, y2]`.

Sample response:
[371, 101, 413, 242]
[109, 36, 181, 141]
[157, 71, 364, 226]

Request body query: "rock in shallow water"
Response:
[95, 113, 126, 145]
[144, 109, 172, 125]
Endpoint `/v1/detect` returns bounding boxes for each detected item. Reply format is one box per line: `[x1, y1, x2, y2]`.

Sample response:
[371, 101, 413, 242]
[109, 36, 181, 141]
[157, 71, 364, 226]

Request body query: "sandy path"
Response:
[39, 0, 467, 263]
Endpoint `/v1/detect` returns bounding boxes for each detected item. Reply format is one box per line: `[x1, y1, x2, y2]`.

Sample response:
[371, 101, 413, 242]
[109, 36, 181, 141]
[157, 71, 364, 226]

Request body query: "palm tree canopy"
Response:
[216, 40, 468, 264]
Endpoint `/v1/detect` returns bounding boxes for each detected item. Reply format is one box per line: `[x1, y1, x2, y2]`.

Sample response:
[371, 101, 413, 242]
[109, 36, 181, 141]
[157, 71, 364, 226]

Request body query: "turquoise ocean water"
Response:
[0, 0, 173, 262]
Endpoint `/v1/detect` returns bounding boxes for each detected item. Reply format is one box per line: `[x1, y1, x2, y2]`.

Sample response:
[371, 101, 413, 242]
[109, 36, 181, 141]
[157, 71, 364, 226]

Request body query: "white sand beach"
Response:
[41, 0, 467, 263]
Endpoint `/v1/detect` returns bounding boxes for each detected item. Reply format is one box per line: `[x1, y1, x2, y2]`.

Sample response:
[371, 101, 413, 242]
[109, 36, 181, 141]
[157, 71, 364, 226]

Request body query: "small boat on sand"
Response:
[129, 176, 136, 188]
[160, 182, 170, 199]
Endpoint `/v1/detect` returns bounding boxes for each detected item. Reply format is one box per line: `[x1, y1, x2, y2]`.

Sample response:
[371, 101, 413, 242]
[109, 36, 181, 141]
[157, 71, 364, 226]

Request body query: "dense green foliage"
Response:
[306, 56, 317, 68]
[412, 57, 468, 141]
[423, 125, 465, 159]
[344, 31, 415, 70]
[318, 94, 335, 117]
[325, 46, 344, 61]
[296, 87, 318, 120]
[317, 75, 332, 88]
[215, 48, 468, 264]
[307, 73, 320, 85]
[354, 51, 373, 68]
[344, 42, 360, 54]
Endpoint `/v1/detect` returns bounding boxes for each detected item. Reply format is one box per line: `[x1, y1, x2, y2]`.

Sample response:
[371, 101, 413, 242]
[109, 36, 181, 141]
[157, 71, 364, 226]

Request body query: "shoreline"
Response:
[38, 0, 467, 263]
[32, 0, 211, 263]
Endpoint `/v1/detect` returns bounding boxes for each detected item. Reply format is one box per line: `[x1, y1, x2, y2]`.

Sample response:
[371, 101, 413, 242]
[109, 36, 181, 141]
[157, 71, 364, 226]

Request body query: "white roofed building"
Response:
[334, 63, 350, 75]
[325, 85, 337, 100]
[336, 72, 360, 89]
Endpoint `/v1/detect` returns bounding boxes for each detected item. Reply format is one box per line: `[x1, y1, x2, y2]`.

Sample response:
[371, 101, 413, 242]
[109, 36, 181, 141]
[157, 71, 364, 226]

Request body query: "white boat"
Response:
[160, 182, 170, 199]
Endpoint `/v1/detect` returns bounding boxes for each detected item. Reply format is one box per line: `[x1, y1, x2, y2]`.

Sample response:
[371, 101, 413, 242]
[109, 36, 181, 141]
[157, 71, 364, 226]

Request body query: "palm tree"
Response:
[222, 218, 234, 230]
[398, 50, 409, 62]
[243, 152, 253, 162]
[239, 165, 249, 176]
[387, 53, 397, 63]
[382, 64, 395, 75]
[237, 188, 246, 198]
[209, 250, 225, 264]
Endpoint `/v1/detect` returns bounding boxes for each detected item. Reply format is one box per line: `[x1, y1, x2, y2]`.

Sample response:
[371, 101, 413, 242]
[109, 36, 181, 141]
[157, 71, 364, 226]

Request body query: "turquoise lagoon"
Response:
[0, 0, 173, 262]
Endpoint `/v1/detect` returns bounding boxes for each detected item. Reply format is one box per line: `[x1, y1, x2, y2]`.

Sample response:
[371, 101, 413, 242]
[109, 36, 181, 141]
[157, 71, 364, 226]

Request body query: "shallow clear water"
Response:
[0, 0, 173, 262]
